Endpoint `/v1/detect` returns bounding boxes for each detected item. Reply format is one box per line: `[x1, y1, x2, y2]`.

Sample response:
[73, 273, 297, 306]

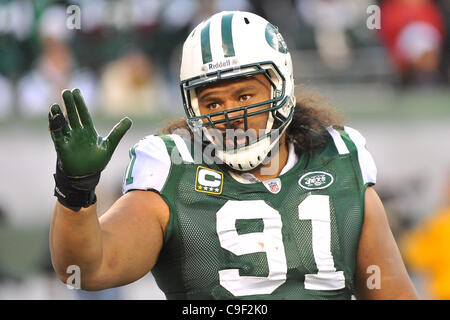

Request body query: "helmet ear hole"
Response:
[244, 17, 250, 24]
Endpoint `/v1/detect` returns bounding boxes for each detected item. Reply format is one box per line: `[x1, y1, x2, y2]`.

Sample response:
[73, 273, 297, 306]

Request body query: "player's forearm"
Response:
[49, 201, 104, 285]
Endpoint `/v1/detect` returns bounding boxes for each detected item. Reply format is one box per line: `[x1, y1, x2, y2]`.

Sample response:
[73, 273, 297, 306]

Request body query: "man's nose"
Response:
[222, 102, 245, 126]
[217, 113, 244, 130]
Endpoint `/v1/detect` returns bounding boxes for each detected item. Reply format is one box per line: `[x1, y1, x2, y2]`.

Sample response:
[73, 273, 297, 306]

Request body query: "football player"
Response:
[48, 11, 418, 299]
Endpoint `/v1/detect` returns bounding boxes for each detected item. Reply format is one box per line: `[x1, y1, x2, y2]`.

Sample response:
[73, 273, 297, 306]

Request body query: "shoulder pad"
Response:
[326, 126, 377, 186]
[122, 134, 194, 194]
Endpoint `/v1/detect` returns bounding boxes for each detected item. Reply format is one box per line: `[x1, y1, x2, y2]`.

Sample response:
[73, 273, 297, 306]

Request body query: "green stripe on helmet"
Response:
[201, 21, 212, 64]
[265, 23, 288, 53]
[221, 13, 235, 58]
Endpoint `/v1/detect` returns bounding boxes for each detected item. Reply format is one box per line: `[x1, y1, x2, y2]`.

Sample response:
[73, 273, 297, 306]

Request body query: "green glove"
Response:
[49, 88, 132, 176]
[49, 88, 132, 210]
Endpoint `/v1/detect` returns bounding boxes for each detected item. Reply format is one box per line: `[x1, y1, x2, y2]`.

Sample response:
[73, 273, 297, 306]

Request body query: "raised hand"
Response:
[48, 88, 132, 177]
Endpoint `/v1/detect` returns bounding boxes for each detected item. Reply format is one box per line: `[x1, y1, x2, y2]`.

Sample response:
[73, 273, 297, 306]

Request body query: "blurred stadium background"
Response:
[0, 0, 449, 300]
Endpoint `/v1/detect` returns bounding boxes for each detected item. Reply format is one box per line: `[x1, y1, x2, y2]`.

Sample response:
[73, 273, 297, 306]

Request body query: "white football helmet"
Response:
[180, 11, 296, 171]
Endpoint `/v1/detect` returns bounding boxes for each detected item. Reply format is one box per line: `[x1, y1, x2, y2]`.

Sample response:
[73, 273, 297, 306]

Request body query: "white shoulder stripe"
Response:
[344, 126, 377, 185]
[168, 134, 194, 163]
[326, 126, 349, 155]
[122, 135, 171, 194]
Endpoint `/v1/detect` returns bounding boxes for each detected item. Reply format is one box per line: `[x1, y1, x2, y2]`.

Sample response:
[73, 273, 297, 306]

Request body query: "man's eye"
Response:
[207, 103, 221, 110]
[239, 94, 252, 102]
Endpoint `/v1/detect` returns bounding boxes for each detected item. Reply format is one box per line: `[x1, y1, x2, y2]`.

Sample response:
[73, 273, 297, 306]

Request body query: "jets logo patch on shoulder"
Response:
[195, 166, 224, 195]
[299, 171, 334, 190]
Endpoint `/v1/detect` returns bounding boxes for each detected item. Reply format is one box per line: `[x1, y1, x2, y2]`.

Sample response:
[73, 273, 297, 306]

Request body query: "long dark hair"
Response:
[286, 89, 344, 155]
[158, 89, 344, 156]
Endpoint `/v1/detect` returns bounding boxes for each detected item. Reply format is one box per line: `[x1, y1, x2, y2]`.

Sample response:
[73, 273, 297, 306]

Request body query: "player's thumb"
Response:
[106, 117, 133, 152]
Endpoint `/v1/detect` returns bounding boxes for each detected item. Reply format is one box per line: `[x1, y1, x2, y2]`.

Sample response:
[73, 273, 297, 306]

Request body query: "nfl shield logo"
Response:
[263, 178, 281, 194]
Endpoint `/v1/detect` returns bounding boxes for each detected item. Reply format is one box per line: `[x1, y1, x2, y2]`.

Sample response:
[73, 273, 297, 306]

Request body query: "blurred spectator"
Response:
[100, 49, 163, 116]
[379, 0, 446, 87]
[17, 5, 72, 116]
[16, 4, 98, 117]
[0, 0, 35, 78]
[295, 0, 371, 70]
[401, 171, 450, 299]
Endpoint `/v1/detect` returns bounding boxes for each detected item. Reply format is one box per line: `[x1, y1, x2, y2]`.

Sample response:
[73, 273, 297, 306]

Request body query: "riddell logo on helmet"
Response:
[207, 59, 231, 70]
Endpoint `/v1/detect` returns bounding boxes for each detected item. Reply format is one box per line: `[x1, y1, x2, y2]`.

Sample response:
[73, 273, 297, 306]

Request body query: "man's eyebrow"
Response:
[197, 77, 270, 102]
[233, 85, 259, 96]
[198, 85, 259, 103]
[198, 90, 221, 102]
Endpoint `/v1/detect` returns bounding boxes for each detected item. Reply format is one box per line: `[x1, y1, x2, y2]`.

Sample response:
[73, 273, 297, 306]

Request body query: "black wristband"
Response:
[53, 163, 101, 212]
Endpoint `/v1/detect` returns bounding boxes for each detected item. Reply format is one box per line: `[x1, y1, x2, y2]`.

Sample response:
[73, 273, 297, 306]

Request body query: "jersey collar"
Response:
[228, 142, 298, 184]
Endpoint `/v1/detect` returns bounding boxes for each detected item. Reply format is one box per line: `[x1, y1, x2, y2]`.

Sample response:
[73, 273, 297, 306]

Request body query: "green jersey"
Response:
[122, 126, 377, 300]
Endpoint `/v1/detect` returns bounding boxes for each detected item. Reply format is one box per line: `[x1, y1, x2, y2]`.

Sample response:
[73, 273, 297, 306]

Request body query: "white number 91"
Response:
[216, 195, 345, 297]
